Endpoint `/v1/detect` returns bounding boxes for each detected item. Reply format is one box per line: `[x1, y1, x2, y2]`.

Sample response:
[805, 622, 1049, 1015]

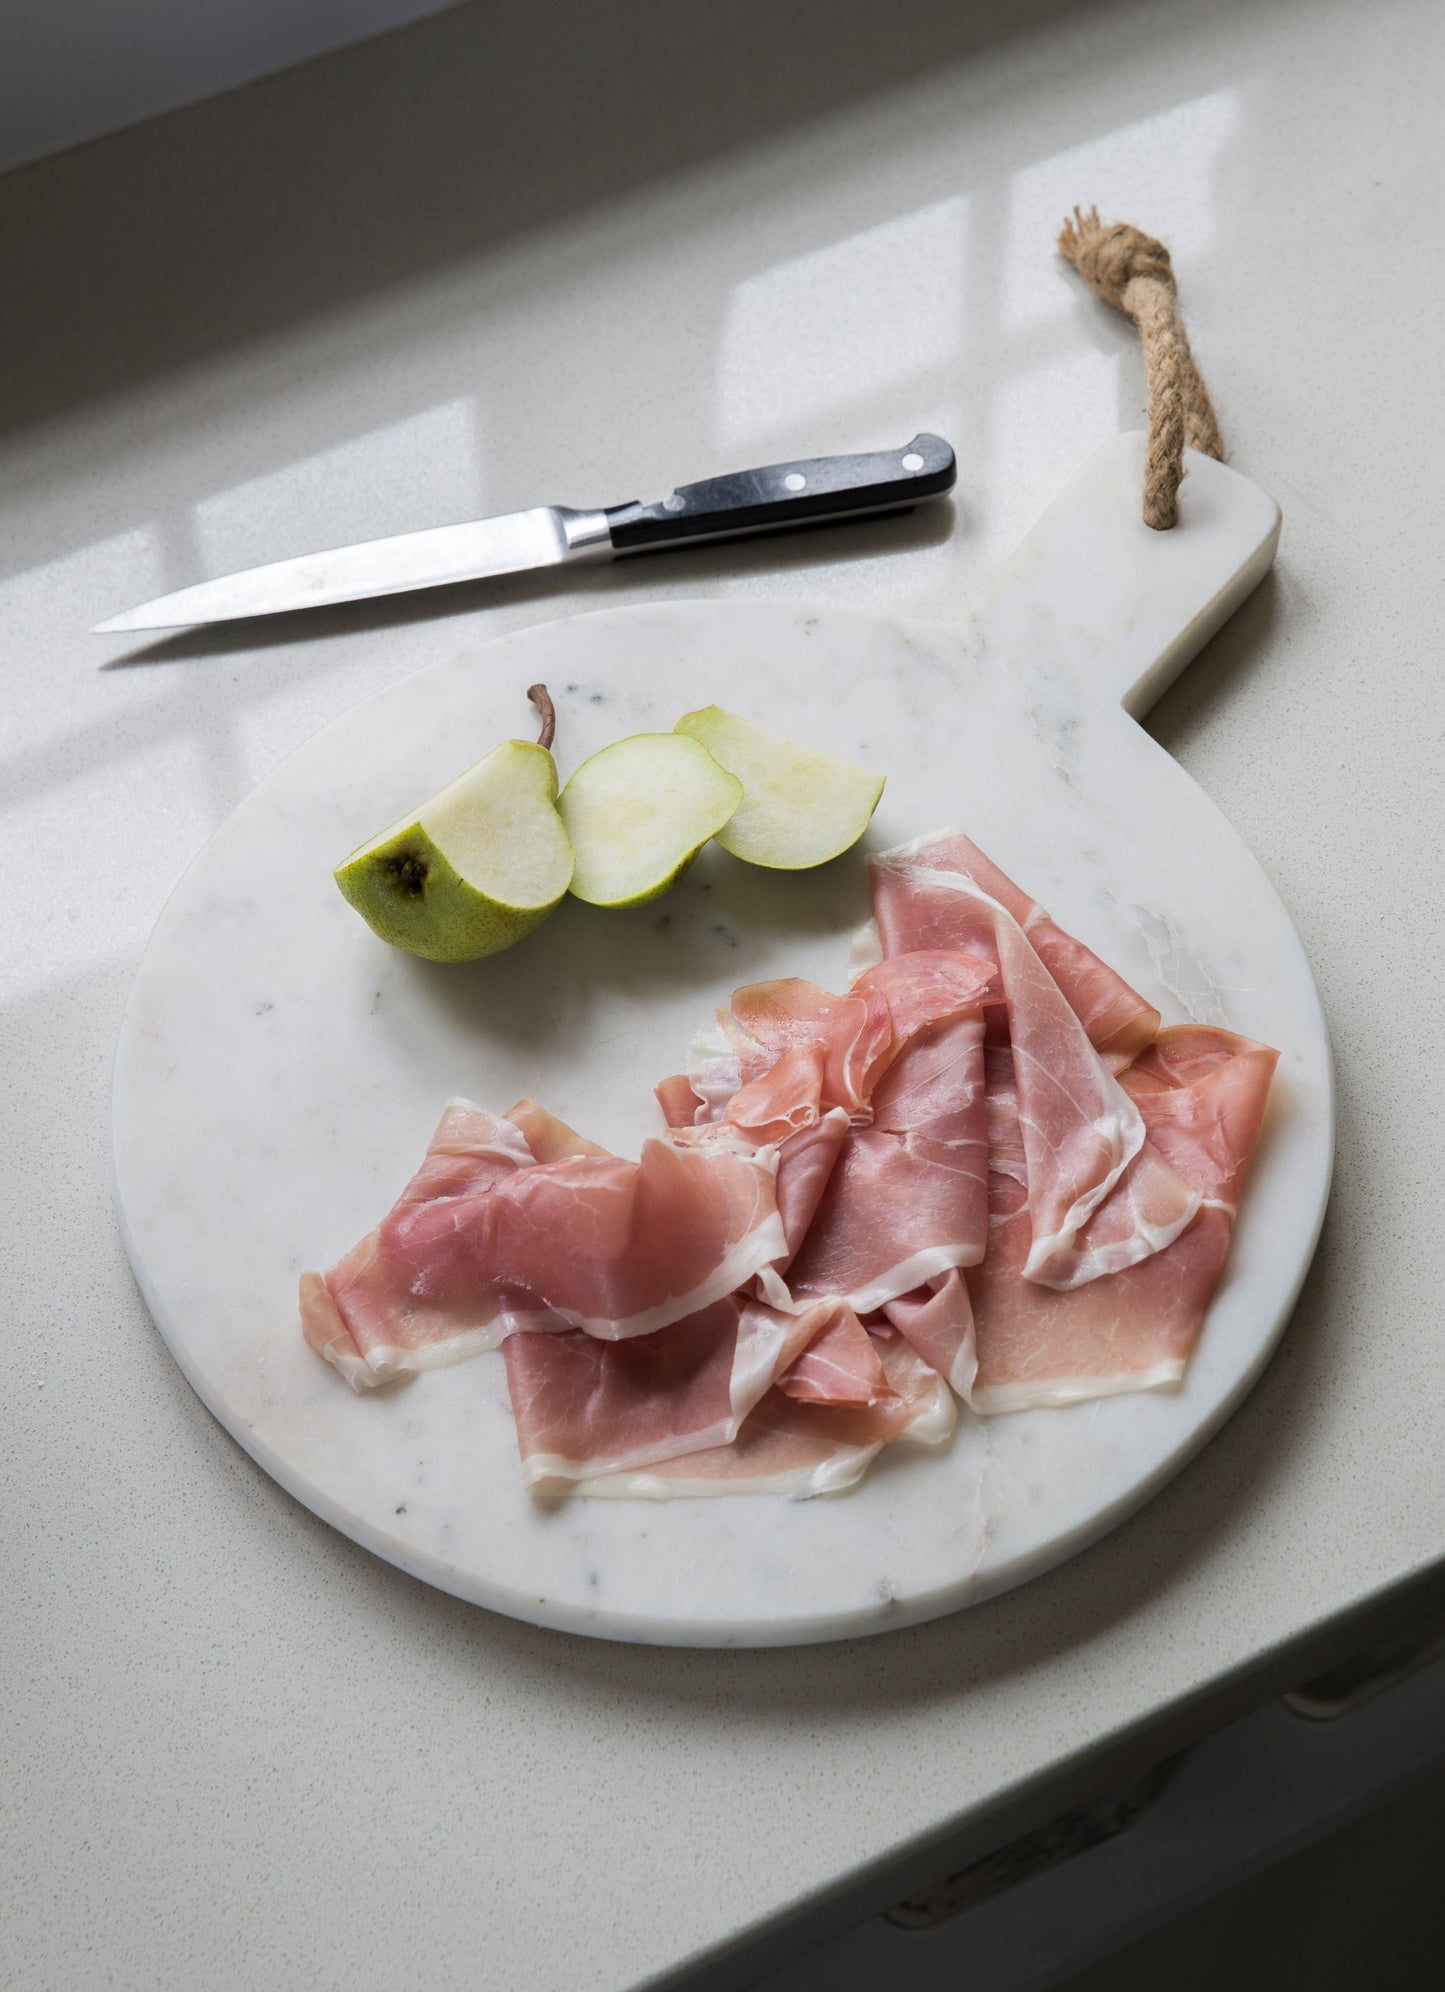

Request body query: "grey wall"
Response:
[0, 0, 464, 171]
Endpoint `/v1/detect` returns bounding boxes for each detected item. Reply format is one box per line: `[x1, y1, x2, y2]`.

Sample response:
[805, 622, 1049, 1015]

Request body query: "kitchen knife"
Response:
[93, 433, 956, 633]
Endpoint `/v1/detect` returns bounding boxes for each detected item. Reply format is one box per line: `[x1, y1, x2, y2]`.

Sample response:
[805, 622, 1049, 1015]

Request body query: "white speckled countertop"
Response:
[3, 2, 1443, 1986]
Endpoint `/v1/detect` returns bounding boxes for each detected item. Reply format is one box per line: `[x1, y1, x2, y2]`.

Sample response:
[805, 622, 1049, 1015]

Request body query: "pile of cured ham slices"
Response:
[300, 831, 1278, 1499]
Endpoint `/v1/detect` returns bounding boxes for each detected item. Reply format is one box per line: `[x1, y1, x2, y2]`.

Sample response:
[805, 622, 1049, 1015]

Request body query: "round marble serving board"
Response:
[113, 434, 1333, 1647]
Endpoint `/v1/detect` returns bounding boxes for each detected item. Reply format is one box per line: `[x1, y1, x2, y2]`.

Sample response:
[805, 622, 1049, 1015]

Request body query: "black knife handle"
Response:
[602, 433, 955, 553]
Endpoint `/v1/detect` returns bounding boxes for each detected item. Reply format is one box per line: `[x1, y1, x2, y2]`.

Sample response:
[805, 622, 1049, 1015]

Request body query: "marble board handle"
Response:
[967, 431, 1282, 720]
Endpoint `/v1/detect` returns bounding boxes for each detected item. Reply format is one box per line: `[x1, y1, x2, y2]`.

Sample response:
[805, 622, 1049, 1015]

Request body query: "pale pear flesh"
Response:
[674, 705, 884, 868]
[559, 733, 743, 907]
[334, 739, 574, 961]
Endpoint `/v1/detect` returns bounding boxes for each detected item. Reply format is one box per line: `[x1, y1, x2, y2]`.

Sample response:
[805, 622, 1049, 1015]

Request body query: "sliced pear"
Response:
[558, 733, 743, 907]
[334, 737, 574, 962]
[674, 705, 884, 868]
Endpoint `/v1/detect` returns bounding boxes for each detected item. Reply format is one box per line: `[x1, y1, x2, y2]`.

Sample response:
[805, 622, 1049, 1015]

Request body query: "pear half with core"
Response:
[674, 706, 884, 868]
[559, 733, 743, 907]
[335, 737, 573, 961]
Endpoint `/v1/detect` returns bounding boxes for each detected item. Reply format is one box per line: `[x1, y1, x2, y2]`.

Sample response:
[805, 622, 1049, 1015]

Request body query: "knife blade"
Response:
[92, 433, 955, 633]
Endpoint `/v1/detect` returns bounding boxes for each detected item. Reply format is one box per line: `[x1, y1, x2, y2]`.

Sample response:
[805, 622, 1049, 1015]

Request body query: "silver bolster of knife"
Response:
[559, 510, 617, 561]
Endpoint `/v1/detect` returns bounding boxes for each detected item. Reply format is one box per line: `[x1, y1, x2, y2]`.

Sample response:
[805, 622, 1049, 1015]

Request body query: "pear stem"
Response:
[527, 683, 556, 752]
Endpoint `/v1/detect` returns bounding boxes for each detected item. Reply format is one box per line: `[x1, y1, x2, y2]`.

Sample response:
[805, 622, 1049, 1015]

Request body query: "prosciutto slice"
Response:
[871, 847, 1197, 1290]
[505, 1097, 612, 1163]
[303, 1100, 548, 1387]
[303, 1103, 787, 1388]
[968, 1029, 1277, 1410]
[677, 952, 992, 1314]
[299, 1271, 375, 1391]
[504, 1295, 827, 1493]
[784, 953, 994, 1311]
[667, 1034, 851, 1292]
[655, 1072, 704, 1129]
[676, 954, 994, 1314]
[771, 1110, 850, 1259]
[573, 1333, 955, 1499]
[687, 977, 893, 1122]
[776, 1302, 891, 1406]
[389, 1100, 537, 1203]
[874, 829, 1160, 1065]
[1119, 1026, 1279, 1206]
[881, 1269, 978, 1398]
[381, 1132, 782, 1334]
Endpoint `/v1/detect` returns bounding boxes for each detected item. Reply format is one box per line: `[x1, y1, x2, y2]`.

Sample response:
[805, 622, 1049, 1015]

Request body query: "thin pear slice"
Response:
[674, 706, 884, 868]
[334, 739, 574, 961]
[559, 733, 743, 907]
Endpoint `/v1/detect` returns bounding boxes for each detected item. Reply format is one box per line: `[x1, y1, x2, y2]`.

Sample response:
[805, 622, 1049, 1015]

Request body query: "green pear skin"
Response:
[334, 739, 574, 962]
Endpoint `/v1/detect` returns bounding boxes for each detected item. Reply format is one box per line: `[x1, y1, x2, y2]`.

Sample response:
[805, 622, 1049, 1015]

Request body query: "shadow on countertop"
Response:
[2, 0, 1173, 443]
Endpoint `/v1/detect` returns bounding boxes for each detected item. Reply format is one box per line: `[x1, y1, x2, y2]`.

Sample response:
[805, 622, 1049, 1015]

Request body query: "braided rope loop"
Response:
[1058, 207, 1224, 530]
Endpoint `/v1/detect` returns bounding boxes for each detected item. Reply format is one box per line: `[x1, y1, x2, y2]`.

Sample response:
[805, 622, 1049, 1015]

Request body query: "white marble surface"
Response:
[112, 435, 1328, 1645]
[4, 0, 1444, 1983]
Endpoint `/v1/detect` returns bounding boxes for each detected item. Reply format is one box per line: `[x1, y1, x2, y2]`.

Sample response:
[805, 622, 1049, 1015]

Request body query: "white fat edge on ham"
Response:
[744, 1106, 852, 1310]
[362, 1305, 581, 1376]
[752, 1264, 794, 1310]
[776, 1303, 890, 1407]
[684, 1014, 749, 1123]
[683, 985, 886, 1129]
[535, 1145, 788, 1340]
[357, 1316, 541, 1385]
[943, 1338, 979, 1401]
[301, 1264, 574, 1393]
[571, 1438, 885, 1501]
[516, 1298, 821, 1495]
[870, 826, 1101, 947]
[397, 1098, 541, 1197]
[881, 1341, 959, 1448]
[881, 1269, 979, 1400]
[299, 1271, 375, 1391]
[438, 1098, 537, 1163]
[873, 826, 969, 865]
[569, 1335, 956, 1501]
[873, 855, 1163, 1286]
[839, 1240, 986, 1315]
[755, 1238, 983, 1318]
[970, 1354, 1188, 1416]
[846, 916, 883, 983]
[1049, 1144, 1203, 1288]
[726, 1300, 823, 1421]
[963, 1034, 1268, 1414]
